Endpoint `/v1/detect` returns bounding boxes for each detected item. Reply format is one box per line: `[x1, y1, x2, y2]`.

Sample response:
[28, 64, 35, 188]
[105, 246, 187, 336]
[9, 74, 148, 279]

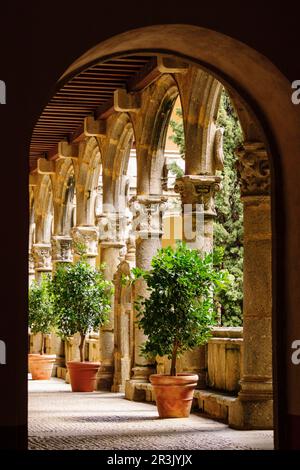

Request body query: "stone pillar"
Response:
[230, 142, 273, 429]
[174, 175, 221, 252]
[96, 213, 125, 390]
[32, 243, 52, 281]
[71, 226, 98, 267]
[50, 235, 73, 373]
[174, 175, 221, 387]
[128, 195, 167, 385]
[28, 251, 35, 285]
[51, 235, 73, 269]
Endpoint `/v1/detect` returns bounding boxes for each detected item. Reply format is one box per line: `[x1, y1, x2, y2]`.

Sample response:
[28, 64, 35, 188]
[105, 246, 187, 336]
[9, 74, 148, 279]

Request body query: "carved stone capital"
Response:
[129, 195, 167, 238]
[29, 251, 35, 274]
[235, 142, 270, 197]
[96, 213, 128, 247]
[33, 243, 52, 272]
[71, 226, 99, 257]
[174, 175, 222, 217]
[51, 236, 73, 263]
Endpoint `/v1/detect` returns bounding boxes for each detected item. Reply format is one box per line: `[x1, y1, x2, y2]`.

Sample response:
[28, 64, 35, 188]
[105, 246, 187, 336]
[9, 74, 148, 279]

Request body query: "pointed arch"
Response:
[130, 74, 179, 195]
[75, 137, 101, 225]
[34, 175, 54, 244]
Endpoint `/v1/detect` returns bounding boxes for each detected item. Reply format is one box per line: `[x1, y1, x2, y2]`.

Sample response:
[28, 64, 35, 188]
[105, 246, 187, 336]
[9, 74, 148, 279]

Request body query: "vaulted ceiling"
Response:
[29, 54, 164, 171]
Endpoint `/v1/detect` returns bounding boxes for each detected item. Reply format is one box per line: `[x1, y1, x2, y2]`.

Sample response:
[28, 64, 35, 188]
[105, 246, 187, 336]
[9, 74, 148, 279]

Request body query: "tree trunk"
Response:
[40, 333, 44, 355]
[79, 333, 85, 363]
[170, 341, 178, 376]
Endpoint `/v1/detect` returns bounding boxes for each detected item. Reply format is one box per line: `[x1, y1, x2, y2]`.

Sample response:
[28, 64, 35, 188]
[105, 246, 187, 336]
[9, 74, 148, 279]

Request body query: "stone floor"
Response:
[28, 378, 274, 450]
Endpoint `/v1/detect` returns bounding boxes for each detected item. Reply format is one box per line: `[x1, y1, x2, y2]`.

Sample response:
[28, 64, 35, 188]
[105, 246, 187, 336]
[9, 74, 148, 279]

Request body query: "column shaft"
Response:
[230, 142, 273, 429]
[174, 175, 220, 387]
[97, 241, 123, 390]
[129, 195, 166, 383]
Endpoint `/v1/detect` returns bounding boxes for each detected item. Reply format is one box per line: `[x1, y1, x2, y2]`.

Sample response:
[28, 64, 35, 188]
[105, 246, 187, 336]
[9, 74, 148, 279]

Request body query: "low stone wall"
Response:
[125, 327, 244, 425]
[207, 327, 243, 394]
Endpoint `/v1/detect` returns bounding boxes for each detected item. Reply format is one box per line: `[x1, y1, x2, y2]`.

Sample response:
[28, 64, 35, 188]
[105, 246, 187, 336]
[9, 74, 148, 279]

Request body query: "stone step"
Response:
[126, 380, 238, 424]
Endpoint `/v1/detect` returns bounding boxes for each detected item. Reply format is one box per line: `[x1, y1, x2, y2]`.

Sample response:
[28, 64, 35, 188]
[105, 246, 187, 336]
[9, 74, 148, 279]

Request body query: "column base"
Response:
[96, 363, 114, 391]
[229, 396, 273, 429]
[228, 376, 273, 429]
[111, 356, 131, 393]
[125, 365, 156, 400]
[131, 365, 156, 381]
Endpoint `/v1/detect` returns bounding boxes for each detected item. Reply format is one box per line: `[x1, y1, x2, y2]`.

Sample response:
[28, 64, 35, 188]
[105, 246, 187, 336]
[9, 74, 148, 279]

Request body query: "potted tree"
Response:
[28, 274, 57, 380]
[134, 242, 229, 418]
[51, 246, 113, 392]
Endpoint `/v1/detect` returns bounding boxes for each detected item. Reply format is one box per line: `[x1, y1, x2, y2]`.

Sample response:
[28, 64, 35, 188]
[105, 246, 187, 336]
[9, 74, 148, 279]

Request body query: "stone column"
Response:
[96, 213, 125, 390]
[71, 226, 98, 267]
[32, 243, 52, 282]
[230, 142, 273, 429]
[174, 175, 221, 252]
[51, 235, 73, 269]
[128, 195, 167, 384]
[174, 175, 221, 387]
[50, 235, 73, 373]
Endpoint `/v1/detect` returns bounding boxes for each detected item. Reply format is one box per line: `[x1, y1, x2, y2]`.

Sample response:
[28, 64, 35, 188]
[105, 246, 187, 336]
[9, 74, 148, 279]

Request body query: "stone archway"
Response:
[28, 24, 300, 449]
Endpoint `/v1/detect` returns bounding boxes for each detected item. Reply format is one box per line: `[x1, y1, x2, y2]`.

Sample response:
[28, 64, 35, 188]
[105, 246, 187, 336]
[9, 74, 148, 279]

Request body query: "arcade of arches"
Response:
[29, 52, 272, 433]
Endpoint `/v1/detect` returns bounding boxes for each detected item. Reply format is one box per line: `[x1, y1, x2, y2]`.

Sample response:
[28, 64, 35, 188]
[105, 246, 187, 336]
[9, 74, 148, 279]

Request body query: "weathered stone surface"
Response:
[51, 235, 73, 265]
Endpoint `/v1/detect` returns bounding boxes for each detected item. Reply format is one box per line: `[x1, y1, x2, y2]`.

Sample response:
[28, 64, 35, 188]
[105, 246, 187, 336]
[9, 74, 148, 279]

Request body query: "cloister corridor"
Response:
[24, 23, 300, 452]
[28, 378, 273, 450]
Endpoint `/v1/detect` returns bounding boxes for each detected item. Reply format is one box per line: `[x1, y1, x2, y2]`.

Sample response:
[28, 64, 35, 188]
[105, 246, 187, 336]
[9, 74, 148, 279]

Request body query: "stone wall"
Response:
[207, 327, 243, 394]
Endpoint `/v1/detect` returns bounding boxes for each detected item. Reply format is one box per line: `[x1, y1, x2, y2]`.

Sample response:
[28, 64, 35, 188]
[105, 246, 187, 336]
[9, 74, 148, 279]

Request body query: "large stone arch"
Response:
[174, 67, 224, 175]
[29, 186, 35, 249]
[34, 174, 54, 244]
[130, 74, 179, 195]
[100, 112, 134, 211]
[111, 117, 134, 213]
[52, 158, 76, 236]
[26, 24, 300, 448]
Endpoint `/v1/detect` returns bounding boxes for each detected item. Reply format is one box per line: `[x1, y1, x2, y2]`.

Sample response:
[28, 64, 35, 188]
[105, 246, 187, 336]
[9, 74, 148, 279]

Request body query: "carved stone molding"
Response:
[28, 251, 35, 274]
[129, 195, 167, 238]
[71, 226, 98, 257]
[235, 142, 270, 197]
[125, 235, 136, 267]
[96, 212, 127, 247]
[174, 174, 222, 217]
[51, 235, 73, 263]
[213, 127, 224, 171]
[32, 243, 52, 271]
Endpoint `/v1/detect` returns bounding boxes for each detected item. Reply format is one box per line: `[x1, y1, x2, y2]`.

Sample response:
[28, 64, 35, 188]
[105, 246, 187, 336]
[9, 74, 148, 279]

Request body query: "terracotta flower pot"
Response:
[67, 361, 100, 392]
[28, 353, 40, 373]
[150, 373, 198, 418]
[30, 354, 56, 380]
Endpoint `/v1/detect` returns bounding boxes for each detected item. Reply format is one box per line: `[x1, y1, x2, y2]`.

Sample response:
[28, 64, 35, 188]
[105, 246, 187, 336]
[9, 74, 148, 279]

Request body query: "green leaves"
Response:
[168, 91, 244, 326]
[215, 90, 243, 326]
[28, 274, 56, 335]
[169, 108, 185, 158]
[134, 242, 231, 365]
[51, 260, 113, 339]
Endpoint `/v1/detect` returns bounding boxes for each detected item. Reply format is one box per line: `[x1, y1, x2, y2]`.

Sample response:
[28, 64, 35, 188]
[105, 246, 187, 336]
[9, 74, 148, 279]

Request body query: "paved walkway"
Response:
[28, 378, 274, 450]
